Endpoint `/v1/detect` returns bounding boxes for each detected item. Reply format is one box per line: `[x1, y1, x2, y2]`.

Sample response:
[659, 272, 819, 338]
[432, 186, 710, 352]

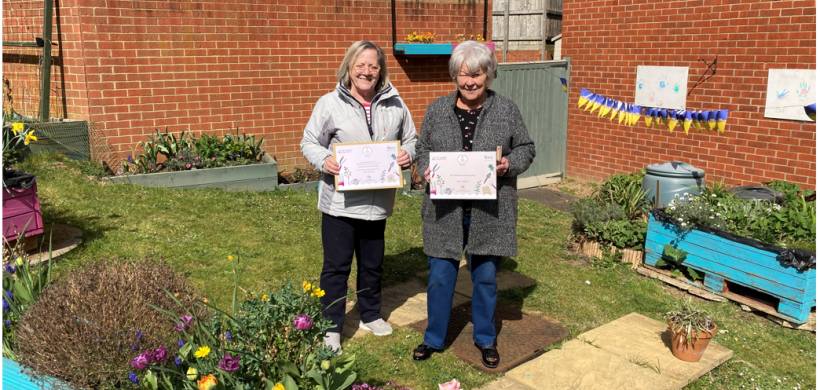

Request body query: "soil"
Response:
[278, 168, 322, 184]
[543, 177, 597, 198]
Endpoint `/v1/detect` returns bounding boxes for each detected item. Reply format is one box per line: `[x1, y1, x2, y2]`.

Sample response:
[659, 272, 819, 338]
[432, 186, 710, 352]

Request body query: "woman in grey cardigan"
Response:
[412, 40, 535, 368]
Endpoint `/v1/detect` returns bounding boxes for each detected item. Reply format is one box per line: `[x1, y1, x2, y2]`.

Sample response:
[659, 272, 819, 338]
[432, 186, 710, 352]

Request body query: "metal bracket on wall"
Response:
[688, 55, 718, 96]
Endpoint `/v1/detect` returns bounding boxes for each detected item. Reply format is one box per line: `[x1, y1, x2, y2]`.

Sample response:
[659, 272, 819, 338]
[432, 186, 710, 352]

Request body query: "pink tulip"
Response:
[186, 164, 191, 169]
[212, 157, 216, 161]
[439, 379, 462, 390]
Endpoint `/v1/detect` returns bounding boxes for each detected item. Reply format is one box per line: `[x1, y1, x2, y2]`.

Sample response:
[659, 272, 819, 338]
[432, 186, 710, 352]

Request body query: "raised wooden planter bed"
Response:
[106, 153, 277, 191]
[3, 181, 44, 241]
[644, 215, 816, 324]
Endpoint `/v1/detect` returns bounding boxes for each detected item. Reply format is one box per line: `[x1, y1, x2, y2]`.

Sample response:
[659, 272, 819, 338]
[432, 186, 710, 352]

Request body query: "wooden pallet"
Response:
[645, 217, 816, 324]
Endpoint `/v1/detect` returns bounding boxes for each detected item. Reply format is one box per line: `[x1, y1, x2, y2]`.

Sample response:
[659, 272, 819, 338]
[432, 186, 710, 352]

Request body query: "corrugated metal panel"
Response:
[2, 357, 61, 389]
[491, 59, 570, 179]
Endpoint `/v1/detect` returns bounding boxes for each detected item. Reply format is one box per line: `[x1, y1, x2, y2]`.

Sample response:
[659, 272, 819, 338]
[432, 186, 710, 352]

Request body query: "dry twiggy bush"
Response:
[16, 257, 204, 389]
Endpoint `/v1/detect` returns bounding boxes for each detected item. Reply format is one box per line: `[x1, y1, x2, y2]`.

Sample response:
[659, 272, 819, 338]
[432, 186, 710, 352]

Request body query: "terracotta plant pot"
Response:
[668, 322, 717, 362]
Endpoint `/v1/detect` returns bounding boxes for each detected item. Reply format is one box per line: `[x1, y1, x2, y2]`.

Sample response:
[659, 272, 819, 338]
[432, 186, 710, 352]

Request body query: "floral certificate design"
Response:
[333, 141, 404, 191]
[429, 151, 497, 200]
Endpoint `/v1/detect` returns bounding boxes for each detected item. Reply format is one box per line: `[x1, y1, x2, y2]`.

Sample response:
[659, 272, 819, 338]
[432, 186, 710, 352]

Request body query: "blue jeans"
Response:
[424, 217, 500, 349]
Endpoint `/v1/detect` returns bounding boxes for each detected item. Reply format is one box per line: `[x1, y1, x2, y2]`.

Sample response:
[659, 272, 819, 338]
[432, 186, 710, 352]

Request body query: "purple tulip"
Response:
[130, 350, 152, 370]
[216, 353, 241, 372]
[129, 372, 138, 384]
[293, 314, 313, 331]
[152, 346, 167, 362]
[174, 315, 194, 332]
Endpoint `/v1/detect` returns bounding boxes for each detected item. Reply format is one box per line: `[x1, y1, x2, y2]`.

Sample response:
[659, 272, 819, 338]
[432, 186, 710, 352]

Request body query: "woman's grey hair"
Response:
[449, 40, 497, 85]
[337, 41, 390, 93]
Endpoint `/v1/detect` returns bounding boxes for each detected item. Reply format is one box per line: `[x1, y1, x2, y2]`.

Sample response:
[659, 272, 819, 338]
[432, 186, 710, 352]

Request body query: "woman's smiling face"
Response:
[350, 49, 380, 94]
[456, 62, 488, 103]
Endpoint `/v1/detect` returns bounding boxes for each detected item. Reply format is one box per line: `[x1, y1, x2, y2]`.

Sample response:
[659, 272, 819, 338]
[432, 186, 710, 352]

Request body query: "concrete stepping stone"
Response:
[341, 279, 470, 339]
[501, 312, 733, 390]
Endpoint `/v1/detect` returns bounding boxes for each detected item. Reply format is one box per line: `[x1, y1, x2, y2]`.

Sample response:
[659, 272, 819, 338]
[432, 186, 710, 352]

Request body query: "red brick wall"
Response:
[562, 0, 816, 189]
[6, 0, 493, 170]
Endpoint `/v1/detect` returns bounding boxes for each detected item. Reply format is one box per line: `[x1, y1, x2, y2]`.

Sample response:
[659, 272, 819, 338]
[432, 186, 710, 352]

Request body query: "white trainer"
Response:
[324, 331, 342, 355]
[359, 319, 393, 336]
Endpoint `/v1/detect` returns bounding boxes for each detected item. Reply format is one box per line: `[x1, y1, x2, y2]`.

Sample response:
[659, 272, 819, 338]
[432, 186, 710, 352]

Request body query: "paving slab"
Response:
[475, 377, 535, 390]
[518, 187, 579, 214]
[341, 279, 470, 339]
[576, 312, 733, 389]
[505, 339, 673, 390]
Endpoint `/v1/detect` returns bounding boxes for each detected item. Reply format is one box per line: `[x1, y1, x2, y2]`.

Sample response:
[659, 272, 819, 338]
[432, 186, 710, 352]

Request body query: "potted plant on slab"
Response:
[665, 298, 717, 362]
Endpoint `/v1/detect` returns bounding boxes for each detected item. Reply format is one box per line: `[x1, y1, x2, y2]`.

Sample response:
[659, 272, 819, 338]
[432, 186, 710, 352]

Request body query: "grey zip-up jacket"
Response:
[300, 82, 418, 221]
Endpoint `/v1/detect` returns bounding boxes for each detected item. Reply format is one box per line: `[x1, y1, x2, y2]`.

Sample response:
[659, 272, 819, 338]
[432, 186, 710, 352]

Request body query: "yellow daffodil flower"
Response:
[194, 346, 211, 358]
[12, 123, 24, 134]
[23, 130, 37, 145]
[311, 288, 325, 298]
[186, 367, 199, 380]
[197, 374, 218, 390]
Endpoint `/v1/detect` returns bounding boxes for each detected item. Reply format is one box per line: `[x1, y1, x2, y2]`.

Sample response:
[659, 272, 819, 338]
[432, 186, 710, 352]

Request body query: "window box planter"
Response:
[394, 42, 495, 56]
[106, 153, 277, 191]
[3, 178, 44, 242]
[644, 214, 816, 324]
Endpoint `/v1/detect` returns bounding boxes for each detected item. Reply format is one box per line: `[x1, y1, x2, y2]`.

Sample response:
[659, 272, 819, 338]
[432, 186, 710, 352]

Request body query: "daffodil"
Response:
[11, 123, 24, 134]
[311, 288, 325, 298]
[194, 346, 211, 358]
[23, 130, 37, 145]
[273, 383, 285, 390]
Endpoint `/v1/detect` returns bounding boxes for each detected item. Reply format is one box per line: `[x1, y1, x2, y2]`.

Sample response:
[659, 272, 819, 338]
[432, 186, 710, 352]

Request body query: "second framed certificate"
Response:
[429, 151, 497, 200]
[333, 141, 404, 191]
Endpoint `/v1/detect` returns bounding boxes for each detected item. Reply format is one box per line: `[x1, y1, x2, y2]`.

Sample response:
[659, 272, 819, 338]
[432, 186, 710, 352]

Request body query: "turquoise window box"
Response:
[3, 357, 66, 389]
[394, 42, 495, 56]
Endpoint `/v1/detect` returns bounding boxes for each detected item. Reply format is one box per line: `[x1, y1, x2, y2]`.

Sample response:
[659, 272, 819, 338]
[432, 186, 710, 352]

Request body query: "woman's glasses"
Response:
[354, 64, 381, 75]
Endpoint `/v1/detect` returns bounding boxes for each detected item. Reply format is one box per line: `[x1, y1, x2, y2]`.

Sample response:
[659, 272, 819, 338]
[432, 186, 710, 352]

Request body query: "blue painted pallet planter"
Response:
[2, 357, 66, 389]
[644, 216, 816, 324]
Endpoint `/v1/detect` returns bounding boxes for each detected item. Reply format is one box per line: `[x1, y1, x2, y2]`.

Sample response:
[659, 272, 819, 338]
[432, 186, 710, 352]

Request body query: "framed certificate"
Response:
[429, 151, 497, 200]
[333, 141, 405, 191]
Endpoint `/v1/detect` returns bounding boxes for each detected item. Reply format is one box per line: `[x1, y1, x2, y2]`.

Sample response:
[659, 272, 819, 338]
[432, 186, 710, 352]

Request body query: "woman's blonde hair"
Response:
[337, 41, 390, 93]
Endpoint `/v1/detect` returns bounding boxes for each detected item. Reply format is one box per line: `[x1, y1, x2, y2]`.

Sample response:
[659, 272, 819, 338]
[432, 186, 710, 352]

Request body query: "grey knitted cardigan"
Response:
[416, 90, 536, 260]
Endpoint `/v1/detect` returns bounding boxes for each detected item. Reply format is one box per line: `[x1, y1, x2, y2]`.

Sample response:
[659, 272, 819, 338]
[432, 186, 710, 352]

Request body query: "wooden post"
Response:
[541, 0, 548, 61]
[503, 0, 510, 63]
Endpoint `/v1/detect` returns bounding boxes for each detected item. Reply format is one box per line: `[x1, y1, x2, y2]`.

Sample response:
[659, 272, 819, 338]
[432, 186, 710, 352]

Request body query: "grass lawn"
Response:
[12, 154, 816, 390]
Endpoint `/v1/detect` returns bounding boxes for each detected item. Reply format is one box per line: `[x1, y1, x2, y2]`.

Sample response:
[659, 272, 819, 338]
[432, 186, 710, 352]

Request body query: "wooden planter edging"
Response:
[3, 181, 44, 241]
[580, 240, 643, 269]
[106, 154, 277, 191]
[644, 217, 816, 324]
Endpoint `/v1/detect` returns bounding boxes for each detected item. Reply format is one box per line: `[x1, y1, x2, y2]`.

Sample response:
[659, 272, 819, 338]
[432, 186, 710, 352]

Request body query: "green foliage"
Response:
[666, 192, 729, 231]
[571, 198, 623, 233]
[2, 124, 27, 168]
[75, 158, 112, 178]
[2, 225, 54, 360]
[655, 244, 702, 281]
[698, 178, 732, 205]
[666, 298, 715, 345]
[166, 149, 206, 172]
[585, 219, 647, 250]
[594, 171, 649, 220]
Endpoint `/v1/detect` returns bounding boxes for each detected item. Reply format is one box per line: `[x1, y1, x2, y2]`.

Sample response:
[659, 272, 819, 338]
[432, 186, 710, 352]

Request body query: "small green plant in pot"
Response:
[665, 298, 716, 362]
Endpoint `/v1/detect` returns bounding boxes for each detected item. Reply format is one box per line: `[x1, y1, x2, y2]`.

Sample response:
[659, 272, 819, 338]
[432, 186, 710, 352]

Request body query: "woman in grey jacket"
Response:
[300, 41, 418, 353]
[412, 41, 535, 368]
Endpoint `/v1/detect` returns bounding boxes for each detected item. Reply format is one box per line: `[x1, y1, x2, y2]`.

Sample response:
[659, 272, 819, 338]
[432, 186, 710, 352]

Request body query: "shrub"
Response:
[571, 198, 623, 234]
[594, 171, 649, 220]
[15, 258, 203, 389]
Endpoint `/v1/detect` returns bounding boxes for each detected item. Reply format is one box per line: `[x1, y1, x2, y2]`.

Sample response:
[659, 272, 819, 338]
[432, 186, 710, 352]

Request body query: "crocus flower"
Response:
[4, 264, 15, 274]
[130, 350, 152, 370]
[175, 315, 194, 332]
[152, 346, 167, 362]
[216, 353, 241, 372]
[293, 314, 313, 331]
[186, 367, 198, 380]
[129, 372, 138, 384]
[198, 374, 218, 390]
[225, 331, 232, 341]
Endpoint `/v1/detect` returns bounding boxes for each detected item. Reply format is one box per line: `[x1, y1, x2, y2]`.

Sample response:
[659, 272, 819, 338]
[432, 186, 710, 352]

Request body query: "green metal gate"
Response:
[491, 59, 570, 188]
